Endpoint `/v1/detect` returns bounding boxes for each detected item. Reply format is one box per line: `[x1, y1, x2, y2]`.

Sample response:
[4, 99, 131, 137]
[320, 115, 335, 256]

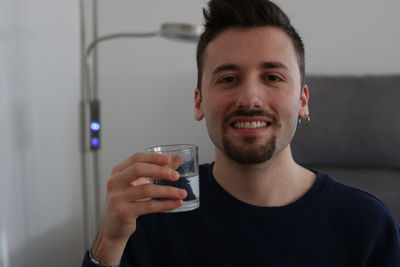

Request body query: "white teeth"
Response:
[234, 121, 268, 129]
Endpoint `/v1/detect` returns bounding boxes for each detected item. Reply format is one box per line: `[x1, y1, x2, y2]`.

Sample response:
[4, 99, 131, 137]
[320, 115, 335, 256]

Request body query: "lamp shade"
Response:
[160, 23, 203, 42]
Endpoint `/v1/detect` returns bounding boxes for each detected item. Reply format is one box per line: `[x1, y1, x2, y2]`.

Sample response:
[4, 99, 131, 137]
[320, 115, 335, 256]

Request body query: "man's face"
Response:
[194, 26, 309, 164]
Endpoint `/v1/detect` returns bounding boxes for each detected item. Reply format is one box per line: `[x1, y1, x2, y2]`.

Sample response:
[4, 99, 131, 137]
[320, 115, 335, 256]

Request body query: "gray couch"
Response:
[292, 75, 400, 221]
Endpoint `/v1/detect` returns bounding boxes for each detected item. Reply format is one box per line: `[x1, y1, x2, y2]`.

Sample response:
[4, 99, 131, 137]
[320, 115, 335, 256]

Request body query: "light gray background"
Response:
[1, 0, 399, 266]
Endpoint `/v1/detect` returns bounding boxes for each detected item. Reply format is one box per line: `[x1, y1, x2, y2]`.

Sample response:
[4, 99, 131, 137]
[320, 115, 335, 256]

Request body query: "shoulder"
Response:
[317, 171, 392, 214]
[316, 171, 400, 264]
[316, 170, 399, 233]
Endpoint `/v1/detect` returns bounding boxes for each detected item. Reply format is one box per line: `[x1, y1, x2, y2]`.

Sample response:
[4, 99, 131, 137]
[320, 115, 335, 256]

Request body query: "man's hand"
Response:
[90, 152, 187, 265]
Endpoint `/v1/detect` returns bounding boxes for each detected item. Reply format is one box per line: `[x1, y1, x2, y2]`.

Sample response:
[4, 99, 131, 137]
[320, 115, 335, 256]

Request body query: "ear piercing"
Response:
[298, 114, 311, 126]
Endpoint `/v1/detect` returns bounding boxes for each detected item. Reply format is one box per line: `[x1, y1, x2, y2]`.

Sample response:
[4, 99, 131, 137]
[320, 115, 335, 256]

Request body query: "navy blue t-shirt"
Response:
[82, 163, 400, 267]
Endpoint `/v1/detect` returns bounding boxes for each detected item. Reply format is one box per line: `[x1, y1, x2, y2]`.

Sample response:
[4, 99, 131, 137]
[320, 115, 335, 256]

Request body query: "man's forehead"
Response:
[202, 27, 298, 74]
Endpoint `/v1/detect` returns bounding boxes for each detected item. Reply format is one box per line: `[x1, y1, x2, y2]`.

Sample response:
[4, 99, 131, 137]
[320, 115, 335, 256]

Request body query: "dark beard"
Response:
[220, 108, 278, 164]
[222, 135, 277, 164]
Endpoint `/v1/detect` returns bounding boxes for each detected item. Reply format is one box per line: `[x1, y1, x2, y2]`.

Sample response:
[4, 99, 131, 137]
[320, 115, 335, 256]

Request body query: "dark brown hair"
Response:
[196, 0, 305, 90]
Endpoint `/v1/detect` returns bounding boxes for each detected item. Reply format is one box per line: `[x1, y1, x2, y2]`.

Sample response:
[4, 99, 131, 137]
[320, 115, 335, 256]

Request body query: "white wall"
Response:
[278, 0, 400, 75]
[94, 0, 400, 205]
[0, 0, 83, 266]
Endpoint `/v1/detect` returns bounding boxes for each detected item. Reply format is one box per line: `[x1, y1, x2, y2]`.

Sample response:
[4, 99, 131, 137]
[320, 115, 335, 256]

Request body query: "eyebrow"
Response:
[212, 64, 239, 75]
[212, 61, 289, 76]
[261, 61, 289, 70]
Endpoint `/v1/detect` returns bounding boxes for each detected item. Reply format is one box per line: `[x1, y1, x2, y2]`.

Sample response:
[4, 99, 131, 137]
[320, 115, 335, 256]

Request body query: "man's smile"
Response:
[231, 119, 272, 129]
[223, 109, 276, 137]
[226, 116, 274, 136]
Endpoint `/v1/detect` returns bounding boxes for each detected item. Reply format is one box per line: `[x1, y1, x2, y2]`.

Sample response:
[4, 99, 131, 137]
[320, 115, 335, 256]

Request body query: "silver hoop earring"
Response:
[298, 114, 311, 126]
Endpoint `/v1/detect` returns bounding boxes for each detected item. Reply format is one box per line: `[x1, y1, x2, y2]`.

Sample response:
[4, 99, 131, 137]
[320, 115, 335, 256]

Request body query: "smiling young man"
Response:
[194, 25, 316, 208]
[81, 1, 400, 267]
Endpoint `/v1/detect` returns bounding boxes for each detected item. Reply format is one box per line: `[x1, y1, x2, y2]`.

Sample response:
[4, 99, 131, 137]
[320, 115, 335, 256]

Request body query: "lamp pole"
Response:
[80, 31, 161, 248]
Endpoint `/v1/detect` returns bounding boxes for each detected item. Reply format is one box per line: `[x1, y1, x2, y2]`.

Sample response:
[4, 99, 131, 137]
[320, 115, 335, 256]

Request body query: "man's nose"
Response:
[235, 81, 264, 109]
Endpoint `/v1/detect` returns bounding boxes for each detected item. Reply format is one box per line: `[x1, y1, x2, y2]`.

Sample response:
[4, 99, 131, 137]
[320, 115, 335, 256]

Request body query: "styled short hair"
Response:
[196, 0, 305, 90]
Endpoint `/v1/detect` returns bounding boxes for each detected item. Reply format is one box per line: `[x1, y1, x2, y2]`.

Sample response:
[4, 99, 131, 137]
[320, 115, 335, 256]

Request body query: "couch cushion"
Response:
[292, 75, 400, 169]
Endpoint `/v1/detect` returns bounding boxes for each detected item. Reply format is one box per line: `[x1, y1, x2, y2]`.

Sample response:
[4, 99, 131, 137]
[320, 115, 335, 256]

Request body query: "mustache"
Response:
[223, 109, 277, 125]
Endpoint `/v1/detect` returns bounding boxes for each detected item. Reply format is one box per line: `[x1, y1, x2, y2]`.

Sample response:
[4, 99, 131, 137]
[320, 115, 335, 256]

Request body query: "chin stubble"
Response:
[222, 135, 277, 164]
[220, 109, 279, 164]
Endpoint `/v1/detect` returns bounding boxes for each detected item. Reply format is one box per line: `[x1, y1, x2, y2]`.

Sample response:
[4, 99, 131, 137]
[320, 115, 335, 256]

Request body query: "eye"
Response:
[219, 76, 238, 84]
[264, 74, 282, 82]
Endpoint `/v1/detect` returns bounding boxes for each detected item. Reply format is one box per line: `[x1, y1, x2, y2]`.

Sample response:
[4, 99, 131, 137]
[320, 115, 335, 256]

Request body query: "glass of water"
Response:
[145, 144, 199, 212]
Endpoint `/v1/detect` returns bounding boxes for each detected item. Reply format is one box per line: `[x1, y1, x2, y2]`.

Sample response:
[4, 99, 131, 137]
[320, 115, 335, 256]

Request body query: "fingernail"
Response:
[177, 189, 187, 198]
[170, 170, 180, 179]
[160, 155, 169, 164]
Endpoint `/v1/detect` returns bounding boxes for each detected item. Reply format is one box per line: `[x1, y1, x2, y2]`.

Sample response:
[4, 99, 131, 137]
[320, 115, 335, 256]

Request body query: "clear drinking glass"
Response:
[145, 144, 200, 212]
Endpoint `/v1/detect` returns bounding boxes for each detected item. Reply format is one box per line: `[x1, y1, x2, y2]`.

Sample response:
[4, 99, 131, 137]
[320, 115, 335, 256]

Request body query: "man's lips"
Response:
[223, 109, 277, 127]
[228, 117, 273, 129]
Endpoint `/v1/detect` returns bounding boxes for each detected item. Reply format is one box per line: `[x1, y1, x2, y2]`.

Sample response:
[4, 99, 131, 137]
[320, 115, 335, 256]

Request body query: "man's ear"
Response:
[194, 88, 204, 121]
[299, 85, 310, 118]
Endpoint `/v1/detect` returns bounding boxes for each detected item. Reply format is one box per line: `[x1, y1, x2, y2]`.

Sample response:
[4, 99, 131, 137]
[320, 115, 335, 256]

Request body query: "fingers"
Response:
[112, 199, 183, 219]
[111, 162, 180, 190]
[112, 152, 170, 174]
[132, 199, 184, 215]
[168, 155, 182, 170]
[129, 184, 187, 201]
[108, 152, 182, 191]
[106, 152, 186, 215]
[109, 185, 187, 217]
[131, 177, 151, 187]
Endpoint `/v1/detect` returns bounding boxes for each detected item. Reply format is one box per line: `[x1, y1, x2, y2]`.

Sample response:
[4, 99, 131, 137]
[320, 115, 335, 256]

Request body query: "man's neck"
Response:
[213, 146, 316, 207]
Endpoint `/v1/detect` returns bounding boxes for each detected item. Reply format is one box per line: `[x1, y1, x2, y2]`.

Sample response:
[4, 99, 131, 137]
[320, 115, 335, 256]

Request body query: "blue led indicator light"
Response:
[90, 121, 101, 131]
[91, 137, 100, 148]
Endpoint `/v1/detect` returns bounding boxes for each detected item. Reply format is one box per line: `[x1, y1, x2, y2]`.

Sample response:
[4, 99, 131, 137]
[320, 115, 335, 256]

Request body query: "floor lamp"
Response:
[80, 21, 203, 247]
